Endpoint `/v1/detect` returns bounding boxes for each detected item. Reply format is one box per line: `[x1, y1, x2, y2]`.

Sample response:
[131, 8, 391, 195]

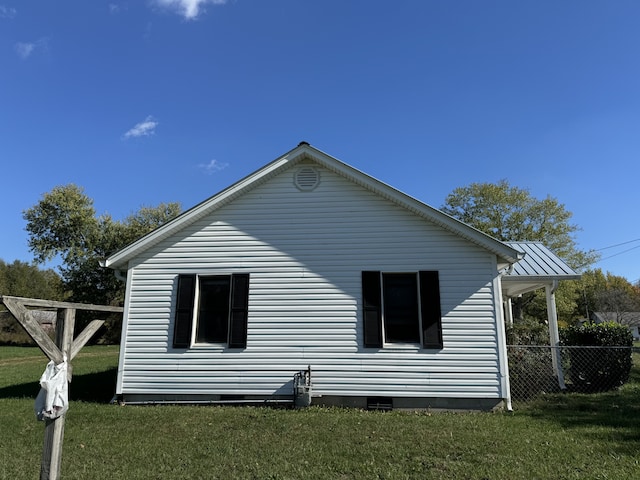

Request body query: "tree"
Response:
[441, 179, 598, 270]
[577, 269, 640, 323]
[0, 259, 64, 344]
[23, 184, 99, 265]
[23, 185, 181, 332]
[441, 180, 598, 323]
[0, 259, 64, 300]
[23, 184, 181, 342]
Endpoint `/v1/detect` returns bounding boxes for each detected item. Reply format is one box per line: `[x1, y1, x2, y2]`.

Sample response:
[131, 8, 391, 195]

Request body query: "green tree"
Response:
[441, 179, 597, 270]
[441, 180, 598, 323]
[0, 259, 64, 300]
[24, 184, 181, 305]
[0, 259, 64, 344]
[576, 269, 640, 323]
[23, 185, 181, 340]
[23, 184, 99, 265]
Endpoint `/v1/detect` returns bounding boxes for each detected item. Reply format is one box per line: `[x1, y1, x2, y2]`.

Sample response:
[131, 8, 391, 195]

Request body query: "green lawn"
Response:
[1, 347, 638, 479]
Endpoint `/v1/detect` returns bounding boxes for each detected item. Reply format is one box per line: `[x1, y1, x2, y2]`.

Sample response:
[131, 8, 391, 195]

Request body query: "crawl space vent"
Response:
[294, 166, 320, 191]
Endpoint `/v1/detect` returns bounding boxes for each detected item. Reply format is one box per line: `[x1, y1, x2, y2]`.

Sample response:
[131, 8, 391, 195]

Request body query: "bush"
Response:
[560, 322, 633, 392]
[506, 318, 549, 345]
[507, 346, 560, 400]
[506, 320, 557, 400]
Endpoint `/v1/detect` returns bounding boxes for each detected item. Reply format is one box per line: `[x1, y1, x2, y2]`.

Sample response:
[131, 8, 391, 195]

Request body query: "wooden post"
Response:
[2, 297, 63, 364]
[40, 308, 75, 480]
[0, 296, 123, 480]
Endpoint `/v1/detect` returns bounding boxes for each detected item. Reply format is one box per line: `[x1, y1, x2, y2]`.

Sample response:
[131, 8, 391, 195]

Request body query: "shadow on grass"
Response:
[519, 356, 640, 454]
[0, 367, 117, 403]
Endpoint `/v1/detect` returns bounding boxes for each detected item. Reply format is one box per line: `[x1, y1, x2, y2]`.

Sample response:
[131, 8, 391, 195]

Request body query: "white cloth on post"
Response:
[34, 357, 69, 421]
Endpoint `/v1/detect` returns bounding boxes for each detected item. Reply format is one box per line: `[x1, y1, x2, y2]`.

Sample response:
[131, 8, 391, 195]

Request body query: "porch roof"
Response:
[502, 241, 580, 297]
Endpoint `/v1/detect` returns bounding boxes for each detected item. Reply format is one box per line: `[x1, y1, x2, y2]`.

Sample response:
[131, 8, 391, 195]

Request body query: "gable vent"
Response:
[294, 167, 320, 191]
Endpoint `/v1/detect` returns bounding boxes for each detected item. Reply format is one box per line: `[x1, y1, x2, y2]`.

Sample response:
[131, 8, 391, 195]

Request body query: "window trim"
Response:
[362, 270, 443, 350]
[381, 272, 421, 345]
[172, 273, 249, 349]
[192, 275, 232, 346]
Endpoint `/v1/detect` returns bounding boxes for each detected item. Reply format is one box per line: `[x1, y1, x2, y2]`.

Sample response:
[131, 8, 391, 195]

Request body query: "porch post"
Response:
[504, 297, 513, 325]
[545, 281, 565, 390]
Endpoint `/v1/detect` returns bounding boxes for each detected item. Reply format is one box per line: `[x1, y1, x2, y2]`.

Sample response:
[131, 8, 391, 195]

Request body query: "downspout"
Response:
[114, 269, 127, 283]
[98, 260, 127, 284]
[495, 262, 515, 412]
[98, 260, 130, 397]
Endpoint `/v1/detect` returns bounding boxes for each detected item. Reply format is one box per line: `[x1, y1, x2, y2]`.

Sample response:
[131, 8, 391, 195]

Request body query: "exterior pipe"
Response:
[98, 259, 127, 283]
[495, 262, 515, 412]
[114, 270, 127, 283]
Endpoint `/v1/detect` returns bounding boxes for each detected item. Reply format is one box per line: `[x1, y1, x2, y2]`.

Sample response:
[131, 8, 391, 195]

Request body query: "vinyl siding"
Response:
[118, 163, 503, 399]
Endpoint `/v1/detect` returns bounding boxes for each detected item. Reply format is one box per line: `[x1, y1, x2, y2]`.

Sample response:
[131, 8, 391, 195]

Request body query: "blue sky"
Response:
[1, 1, 639, 282]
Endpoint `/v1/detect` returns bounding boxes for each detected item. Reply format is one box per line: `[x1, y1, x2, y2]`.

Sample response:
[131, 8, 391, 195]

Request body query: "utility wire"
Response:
[594, 237, 640, 251]
[596, 244, 640, 263]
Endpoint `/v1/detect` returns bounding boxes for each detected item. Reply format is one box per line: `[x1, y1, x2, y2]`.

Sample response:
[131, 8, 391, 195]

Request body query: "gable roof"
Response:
[104, 142, 523, 270]
[592, 312, 640, 326]
[501, 241, 580, 297]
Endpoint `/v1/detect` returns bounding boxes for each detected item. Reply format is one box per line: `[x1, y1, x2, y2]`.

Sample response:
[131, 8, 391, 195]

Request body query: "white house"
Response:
[104, 142, 576, 410]
[591, 312, 640, 341]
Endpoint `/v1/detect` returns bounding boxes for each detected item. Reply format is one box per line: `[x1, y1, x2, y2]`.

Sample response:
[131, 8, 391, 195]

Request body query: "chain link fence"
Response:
[507, 345, 634, 402]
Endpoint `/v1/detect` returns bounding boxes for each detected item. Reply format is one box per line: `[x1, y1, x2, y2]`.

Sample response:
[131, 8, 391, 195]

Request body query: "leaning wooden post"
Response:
[40, 308, 76, 480]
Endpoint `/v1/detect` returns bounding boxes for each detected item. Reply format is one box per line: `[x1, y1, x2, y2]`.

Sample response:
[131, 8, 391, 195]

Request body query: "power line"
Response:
[594, 237, 640, 251]
[596, 243, 640, 263]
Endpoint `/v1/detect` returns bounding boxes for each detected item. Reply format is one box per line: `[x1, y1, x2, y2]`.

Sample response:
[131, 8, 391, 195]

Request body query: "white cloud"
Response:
[153, 0, 227, 20]
[198, 159, 229, 175]
[15, 42, 34, 59]
[123, 116, 158, 139]
[14, 37, 49, 60]
[109, 4, 121, 14]
[0, 5, 17, 19]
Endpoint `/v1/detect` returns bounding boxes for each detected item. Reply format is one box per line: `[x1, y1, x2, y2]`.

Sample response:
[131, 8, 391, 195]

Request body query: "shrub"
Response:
[506, 318, 549, 345]
[506, 320, 557, 400]
[560, 322, 633, 392]
[507, 346, 560, 400]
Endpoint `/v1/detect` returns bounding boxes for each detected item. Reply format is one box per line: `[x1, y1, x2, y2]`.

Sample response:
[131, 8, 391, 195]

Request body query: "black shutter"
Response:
[228, 274, 250, 348]
[362, 271, 383, 348]
[173, 274, 196, 348]
[419, 271, 443, 349]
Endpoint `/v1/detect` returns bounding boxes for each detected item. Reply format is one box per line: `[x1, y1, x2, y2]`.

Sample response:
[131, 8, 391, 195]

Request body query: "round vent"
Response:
[294, 166, 320, 191]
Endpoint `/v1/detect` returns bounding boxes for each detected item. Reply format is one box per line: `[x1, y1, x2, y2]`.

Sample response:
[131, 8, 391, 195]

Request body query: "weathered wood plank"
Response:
[2, 297, 63, 364]
[40, 417, 65, 480]
[57, 309, 76, 357]
[70, 319, 105, 360]
[56, 309, 76, 379]
[41, 308, 75, 480]
[1, 295, 123, 313]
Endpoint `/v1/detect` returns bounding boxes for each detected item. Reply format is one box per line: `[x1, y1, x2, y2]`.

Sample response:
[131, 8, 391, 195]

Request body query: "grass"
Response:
[0, 347, 638, 479]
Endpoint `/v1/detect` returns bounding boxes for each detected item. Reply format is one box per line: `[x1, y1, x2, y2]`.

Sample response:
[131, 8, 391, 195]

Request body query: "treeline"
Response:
[0, 260, 64, 344]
